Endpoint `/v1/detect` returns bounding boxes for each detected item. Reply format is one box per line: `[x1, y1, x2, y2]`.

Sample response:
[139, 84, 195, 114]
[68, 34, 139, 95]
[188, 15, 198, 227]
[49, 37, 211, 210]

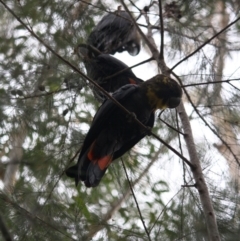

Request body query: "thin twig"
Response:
[121, 160, 152, 241]
[182, 78, 240, 87]
[171, 16, 240, 71]
[158, 116, 185, 135]
[43, 146, 82, 206]
[181, 184, 196, 188]
[120, 0, 159, 58]
[128, 0, 141, 11]
[149, 185, 184, 234]
[77, 0, 112, 13]
[176, 110, 187, 185]
[141, 1, 169, 75]
[103, 57, 154, 80]
[142, 8, 158, 51]
[10, 88, 69, 100]
[150, 130, 193, 168]
[228, 82, 240, 91]
[158, 0, 164, 59]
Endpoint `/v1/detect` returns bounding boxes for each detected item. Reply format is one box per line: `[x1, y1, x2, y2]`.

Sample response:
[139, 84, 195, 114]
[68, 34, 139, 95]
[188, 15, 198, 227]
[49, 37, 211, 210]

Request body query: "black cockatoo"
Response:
[87, 9, 140, 56]
[77, 44, 143, 100]
[66, 75, 182, 187]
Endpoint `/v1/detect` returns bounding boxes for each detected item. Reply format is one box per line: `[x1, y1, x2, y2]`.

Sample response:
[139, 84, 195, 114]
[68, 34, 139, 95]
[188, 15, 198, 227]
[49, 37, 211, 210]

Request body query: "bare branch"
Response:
[120, 0, 160, 59]
[102, 57, 154, 80]
[182, 78, 240, 87]
[128, 0, 141, 11]
[151, 128, 194, 168]
[10, 88, 69, 100]
[121, 160, 152, 241]
[142, 7, 158, 51]
[158, 0, 164, 59]
[158, 116, 185, 135]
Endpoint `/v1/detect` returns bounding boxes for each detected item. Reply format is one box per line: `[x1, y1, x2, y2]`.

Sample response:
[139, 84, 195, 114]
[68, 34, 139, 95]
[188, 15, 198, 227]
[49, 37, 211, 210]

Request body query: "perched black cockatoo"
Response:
[77, 44, 143, 100]
[66, 75, 182, 188]
[87, 9, 140, 56]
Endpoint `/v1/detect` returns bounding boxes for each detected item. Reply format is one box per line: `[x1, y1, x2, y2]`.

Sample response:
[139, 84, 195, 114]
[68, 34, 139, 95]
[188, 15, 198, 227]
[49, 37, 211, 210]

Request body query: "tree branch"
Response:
[120, 0, 160, 60]
[102, 57, 154, 80]
[121, 160, 152, 241]
[182, 78, 240, 87]
[158, 0, 164, 59]
[43, 146, 82, 206]
[158, 116, 185, 135]
[11, 88, 69, 100]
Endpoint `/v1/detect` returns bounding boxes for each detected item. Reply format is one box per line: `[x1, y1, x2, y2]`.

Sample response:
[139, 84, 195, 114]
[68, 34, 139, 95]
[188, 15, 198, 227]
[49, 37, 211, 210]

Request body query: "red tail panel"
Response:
[129, 78, 137, 84]
[98, 156, 112, 170]
[87, 141, 112, 170]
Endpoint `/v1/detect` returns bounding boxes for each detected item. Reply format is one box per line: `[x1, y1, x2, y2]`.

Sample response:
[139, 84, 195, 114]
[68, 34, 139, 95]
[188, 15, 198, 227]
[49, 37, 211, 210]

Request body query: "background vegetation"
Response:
[0, 0, 240, 240]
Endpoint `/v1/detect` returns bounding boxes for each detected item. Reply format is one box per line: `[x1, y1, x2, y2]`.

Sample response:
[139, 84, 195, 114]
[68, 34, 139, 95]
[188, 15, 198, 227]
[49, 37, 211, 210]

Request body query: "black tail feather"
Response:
[65, 165, 78, 179]
[84, 163, 107, 187]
